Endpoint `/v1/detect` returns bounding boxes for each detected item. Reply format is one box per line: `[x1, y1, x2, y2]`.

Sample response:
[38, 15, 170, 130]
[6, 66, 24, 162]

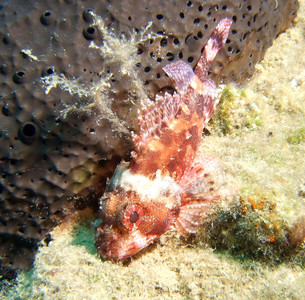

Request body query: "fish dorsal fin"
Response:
[163, 18, 232, 92]
[133, 92, 182, 153]
[195, 18, 232, 81]
[175, 154, 235, 236]
[163, 60, 195, 96]
[133, 59, 195, 154]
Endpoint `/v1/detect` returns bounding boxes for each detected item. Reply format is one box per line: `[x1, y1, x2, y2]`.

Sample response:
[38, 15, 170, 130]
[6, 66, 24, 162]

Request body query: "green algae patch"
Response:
[287, 127, 305, 145]
[70, 217, 97, 256]
[242, 110, 262, 130]
[210, 85, 262, 136]
[212, 86, 237, 135]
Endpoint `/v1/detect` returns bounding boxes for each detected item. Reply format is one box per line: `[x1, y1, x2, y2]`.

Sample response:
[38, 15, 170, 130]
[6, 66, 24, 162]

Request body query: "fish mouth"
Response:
[95, 226, 157, 260]
[104, 244, 145, 260]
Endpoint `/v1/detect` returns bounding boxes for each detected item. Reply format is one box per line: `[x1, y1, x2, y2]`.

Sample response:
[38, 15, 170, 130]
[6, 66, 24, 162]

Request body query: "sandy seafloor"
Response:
[2, 2, 305, 299]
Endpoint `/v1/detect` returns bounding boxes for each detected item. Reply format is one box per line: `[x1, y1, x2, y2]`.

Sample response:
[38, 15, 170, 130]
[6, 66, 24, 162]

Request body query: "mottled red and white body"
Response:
[95, 18, 233, 260]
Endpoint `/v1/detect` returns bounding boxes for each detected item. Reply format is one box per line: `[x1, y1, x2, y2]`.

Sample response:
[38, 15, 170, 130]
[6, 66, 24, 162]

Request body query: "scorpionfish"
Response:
[95, 18, 233, 260]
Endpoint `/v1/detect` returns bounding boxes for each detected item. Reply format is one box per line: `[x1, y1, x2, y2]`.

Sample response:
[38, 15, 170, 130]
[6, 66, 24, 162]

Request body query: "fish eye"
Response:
[129, 210, 139, 223]
[120, 204, 144, 230]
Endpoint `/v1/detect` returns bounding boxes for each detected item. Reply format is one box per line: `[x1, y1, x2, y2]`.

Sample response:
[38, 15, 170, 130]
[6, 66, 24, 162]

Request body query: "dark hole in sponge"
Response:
[83, 26, 97, 40]
[40, 10, 55, 25]
[187, 56, 194, 63]
[87, 27, 95, 34]
[13, 70, 26, 84]
[166, 52, 174, 61]
[83, 9, 94, 23]
[46, 67, 54, 75]
[22, 123, 36, 137]
[160, 38, 167, 47]
[194, 18, 200, 25]
[18, 122, 40, 145]
[41, 66, 55, 77]
[173, 38, 180, 45]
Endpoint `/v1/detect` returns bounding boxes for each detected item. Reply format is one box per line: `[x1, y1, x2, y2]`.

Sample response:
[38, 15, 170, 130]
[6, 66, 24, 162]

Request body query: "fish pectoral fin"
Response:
[179, 153, 236, 201]
[175, 202, 209, 236]
[175, 186, 234, 237]
[179, 155, 218, 191]
[176, 152, 237, 236]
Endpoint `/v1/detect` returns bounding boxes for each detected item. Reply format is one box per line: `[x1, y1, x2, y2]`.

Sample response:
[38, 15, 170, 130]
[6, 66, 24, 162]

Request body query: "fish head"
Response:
[95, 188, 179, 260]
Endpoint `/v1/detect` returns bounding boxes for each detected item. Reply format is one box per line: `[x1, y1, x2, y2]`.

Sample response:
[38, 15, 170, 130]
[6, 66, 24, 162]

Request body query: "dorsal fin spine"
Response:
[133, 93, 182, 152]
[195, 18, 232, 80]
